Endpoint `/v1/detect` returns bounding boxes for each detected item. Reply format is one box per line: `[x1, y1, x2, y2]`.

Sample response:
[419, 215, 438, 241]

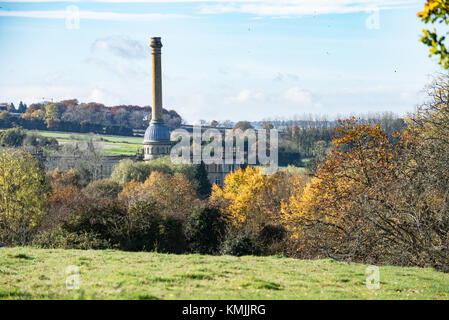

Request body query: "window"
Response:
[215, 176, 222, 186]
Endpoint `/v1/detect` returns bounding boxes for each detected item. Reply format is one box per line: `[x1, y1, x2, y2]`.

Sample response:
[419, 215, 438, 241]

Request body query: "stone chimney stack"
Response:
[150, 37, 163, 122]
[143, 37, 171, 161]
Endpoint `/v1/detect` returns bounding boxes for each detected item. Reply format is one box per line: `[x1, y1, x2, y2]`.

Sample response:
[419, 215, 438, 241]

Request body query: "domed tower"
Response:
[144, 37, 172, 160]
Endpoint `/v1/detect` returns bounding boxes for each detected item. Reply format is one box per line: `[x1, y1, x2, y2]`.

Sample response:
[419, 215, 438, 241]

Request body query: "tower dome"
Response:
[144, 120, 170, 143]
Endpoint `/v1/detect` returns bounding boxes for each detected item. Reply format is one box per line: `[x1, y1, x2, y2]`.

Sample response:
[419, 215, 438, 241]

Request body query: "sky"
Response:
[0, 0, 442, 123]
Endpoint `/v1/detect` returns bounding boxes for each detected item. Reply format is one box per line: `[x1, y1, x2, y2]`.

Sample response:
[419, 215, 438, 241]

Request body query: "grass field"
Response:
[1, 247, 449, 300]
[27, 130, 144, 156]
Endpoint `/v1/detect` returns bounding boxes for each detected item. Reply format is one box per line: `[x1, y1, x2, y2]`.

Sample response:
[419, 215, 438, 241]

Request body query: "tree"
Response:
[234, 121, 254, 131]
[282, 118, 400, 262]
[210, 166, 296, 232]
[194, 161, 212, 198]
[110, 156, 196, 186]
[185, 205, 226, 254]
[263, 123, 274, 130]
[0, 149, 48, 245]
[0, 127, 26, 147]
[119, 171, 200, 220]
[418, 0, 449, 68]
[7, 103, 15, 113]
[18, 101, 27, 114]
[82, 179, 122, 199]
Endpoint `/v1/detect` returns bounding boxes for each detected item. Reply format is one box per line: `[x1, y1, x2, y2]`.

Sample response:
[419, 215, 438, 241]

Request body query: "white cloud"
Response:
[91, 36, 146, 59]
[225, 89, 264, 103]
[0, 10, 189, 20]
[199, 0, 422, 16]
[283, 87, 313, 104]
[0, 0, 423, 18]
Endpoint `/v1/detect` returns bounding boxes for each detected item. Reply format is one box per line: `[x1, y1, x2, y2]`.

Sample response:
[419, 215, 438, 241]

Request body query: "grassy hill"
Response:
[28, 130, 144, 156]
[1, 247, 449, 300]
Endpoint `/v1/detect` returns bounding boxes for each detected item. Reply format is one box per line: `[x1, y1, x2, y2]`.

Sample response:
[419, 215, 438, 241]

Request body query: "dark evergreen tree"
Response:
[194, 161, 212, 198]
[7, 103, 15, 113]
[18, 101, 26, 113]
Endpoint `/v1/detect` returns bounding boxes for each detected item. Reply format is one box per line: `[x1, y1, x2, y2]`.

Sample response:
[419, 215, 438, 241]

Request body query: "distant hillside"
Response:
[0, 99, 183, 136]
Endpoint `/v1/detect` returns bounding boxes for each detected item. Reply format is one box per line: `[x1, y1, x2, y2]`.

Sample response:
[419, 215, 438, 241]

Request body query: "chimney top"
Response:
[150, 37, 162, 49]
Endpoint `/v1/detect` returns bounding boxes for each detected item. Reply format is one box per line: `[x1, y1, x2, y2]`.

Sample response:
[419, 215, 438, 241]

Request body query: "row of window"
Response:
[145, 146, 170, 154]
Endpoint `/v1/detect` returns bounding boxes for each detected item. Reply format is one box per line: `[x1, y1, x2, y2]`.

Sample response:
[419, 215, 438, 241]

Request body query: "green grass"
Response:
[1, 247, 449, 300]
[26, 130, 144, 156]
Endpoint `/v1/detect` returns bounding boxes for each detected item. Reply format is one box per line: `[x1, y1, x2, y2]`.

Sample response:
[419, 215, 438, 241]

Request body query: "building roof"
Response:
[143, 120, 170, 143]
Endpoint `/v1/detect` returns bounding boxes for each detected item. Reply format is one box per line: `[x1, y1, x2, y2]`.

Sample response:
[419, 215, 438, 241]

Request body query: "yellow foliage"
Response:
[0, 149, 48, 243]
[119, 171, 199, 219]
[211, 166, 299, 229]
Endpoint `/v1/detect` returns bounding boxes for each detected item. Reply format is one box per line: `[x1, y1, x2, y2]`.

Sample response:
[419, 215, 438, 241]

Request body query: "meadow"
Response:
[1, 247, 449, 300]
[27, 130, 144, 156]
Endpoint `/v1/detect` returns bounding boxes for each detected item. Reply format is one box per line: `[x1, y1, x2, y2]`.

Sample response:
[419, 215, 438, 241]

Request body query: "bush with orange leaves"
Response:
[119, 171, 201, 220]
[282, 110, 449, 271]
[282, 118, 400, 263]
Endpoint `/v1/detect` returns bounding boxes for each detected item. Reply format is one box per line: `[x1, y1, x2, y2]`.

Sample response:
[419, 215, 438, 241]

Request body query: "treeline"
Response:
[260, 112, 406, 167]
[0, 99, 183, 136]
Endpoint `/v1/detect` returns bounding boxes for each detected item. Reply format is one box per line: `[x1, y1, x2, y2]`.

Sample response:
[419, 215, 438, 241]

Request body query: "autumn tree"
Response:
[282, 118, 401, 262]
[418, 0, 449, 68]
[210, 166, 297, 232]
[282, 105, 449, 271]
[119, 171, 200, 220]
[0, 149, 49, 245]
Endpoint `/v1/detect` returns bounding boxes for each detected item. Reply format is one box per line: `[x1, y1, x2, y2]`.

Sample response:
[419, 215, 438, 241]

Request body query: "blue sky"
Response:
[0, 0, 440, 123]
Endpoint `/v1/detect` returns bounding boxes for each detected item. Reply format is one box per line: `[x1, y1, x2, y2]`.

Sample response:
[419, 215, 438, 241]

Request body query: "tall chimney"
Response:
[150, 37, 163, 122]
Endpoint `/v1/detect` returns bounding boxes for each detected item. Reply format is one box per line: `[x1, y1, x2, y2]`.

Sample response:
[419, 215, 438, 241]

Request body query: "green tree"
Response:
[111, 156, 196, 186]
[0, 127, 26, 147]
[0, 149, 48, 245]
[82, 179, 122, 199]
[194, 161, 212, 198]
[234, 121, 254, 131]
[18, 101, 27, 114]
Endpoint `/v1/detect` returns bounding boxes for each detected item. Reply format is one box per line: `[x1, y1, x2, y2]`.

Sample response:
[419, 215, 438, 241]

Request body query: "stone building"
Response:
[143, 37, 239, 186]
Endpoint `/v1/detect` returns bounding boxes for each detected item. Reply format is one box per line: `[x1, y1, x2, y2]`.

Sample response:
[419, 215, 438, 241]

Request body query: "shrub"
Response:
[185, 206, 225, 254]
[23, 134, 58, 149]
[82, 179, 122, 199]
[219, 229, 260, 256]
[158, 216, 186, 254]
[32, 227, 111, 250]
[0, 127, 26, 147]
[257, 224, 287, 255]
[47, 168, 84, 189]
[62, 198, 126, 246]
[121, 201, 163, 251]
